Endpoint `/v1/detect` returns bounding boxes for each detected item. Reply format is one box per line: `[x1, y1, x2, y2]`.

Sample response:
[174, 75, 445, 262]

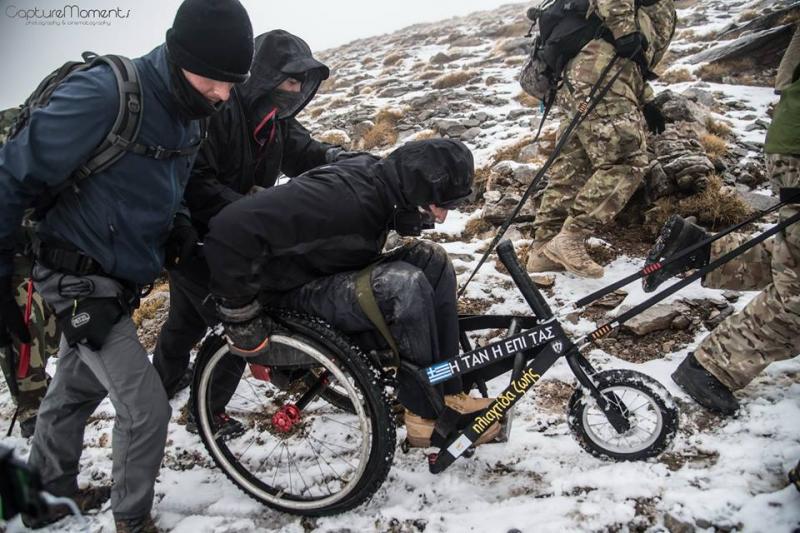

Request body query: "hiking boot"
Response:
[643, 215, 710, 293]
[671, 353, 739, 416]
[526, 240, 565, 273]
[20, 414, 37, 438]
[186, 411, 246, 440]
[115, 513, 160, 533]
[543, 227, 604, 278]
[22, 485, 111, 529]
[404, 393, 501, 448]
[788, 459, 800, 493]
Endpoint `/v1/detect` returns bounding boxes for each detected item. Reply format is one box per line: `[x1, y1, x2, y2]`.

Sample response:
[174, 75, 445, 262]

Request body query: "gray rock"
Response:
[482, 190, 536, 224]
[461, 127, 481, 142]
[507, 108, 530, 120]
[671, 315, 692, 331]
[472, 111, 489, 123]
[489, 161, 539, 188]
[620, 304, 681, 336]
[652, 90, 708, 125]
[430, 52, 454, 64]
[722, 291, 740, 303]
[706, 305, 735, 329]
[494, 37, 530, 55]
[682, 87, 716, 108]
[664, 513, 694, 533]
[518, 144, 539, 163]
[688, 25, 794, 65]
[379, 86, 410, 98]
[462, 118, 481, 128]
[740, 191, 778, 212]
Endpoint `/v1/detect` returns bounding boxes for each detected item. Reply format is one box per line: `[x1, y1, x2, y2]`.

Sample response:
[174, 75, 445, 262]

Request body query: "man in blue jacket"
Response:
[0, 0, 254, 530]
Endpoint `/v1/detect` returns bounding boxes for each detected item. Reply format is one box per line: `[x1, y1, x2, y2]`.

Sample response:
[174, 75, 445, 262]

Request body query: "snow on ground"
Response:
[2, 0, 799, 531]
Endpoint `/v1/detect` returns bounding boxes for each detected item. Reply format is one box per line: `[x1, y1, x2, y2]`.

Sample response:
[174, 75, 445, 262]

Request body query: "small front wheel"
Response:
[568, 369, 678, 461]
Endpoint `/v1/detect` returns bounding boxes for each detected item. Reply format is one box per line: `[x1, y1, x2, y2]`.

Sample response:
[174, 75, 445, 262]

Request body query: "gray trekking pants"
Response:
[27, 264, 170, 520]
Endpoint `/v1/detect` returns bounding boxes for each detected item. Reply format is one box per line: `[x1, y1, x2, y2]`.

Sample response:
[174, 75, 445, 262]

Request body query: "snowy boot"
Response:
[526, 240, 564, 273]
[543, 227, 604, 278]
[22, 485, 111, 529]
[404, 393, 501, 447]
[643, 215, 710, 292]
[671, 353, 738, 416]
[116, 514, 160, 533]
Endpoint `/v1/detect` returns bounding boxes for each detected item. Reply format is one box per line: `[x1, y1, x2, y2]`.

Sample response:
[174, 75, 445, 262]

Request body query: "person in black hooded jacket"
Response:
[153, 30, 353, 428]
[205, 139, 501, 447]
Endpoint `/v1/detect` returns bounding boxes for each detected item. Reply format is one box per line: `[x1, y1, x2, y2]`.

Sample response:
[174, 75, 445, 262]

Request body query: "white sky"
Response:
[0, 0, 517, 108]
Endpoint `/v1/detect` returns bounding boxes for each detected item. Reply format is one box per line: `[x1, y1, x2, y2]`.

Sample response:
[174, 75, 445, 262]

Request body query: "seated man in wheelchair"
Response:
[202, 138, 500, 447]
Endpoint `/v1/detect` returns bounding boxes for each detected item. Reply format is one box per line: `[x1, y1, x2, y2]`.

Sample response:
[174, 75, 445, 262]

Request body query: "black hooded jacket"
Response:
[184, 30, 333, 237]
[205, 139, 475, 306]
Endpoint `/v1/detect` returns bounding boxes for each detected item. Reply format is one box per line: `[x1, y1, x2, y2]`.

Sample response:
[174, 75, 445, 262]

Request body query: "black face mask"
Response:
[270, 88, 305, 120]
[391, 208, 436, 237]
[168, 60, 223, 120]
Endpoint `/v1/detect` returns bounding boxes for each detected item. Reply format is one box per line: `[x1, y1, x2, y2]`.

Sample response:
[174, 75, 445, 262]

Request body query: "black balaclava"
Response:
[167, 57, 223, 120]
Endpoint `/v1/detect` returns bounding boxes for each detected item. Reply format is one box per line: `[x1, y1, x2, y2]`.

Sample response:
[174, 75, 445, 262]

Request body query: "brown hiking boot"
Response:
[404, 393, 501, 448]
[116, 514, 160, 533]
[543, 227, 604, 278]
[526, 241, 564, 273]
[22, 485, 111, 529]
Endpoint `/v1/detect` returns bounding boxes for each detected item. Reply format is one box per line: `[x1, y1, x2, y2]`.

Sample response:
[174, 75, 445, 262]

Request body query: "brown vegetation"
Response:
[697, 58, 761, 86]
[361, 121, 398, 150]
[700, 133, 728, 159]
[705, 117, 732, 138]
[659, 68, 693, 84]
[489, 21, 530, 38]
[383, 52, 405, 66]
[514, 91, 540, 108]
[416, 69, 444, 81]
[432, 69, 477, 89]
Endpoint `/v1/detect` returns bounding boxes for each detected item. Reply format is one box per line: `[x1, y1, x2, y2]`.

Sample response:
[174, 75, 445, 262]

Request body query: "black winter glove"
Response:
[218, 300, 275, 358]
[615, 32, 647, 59]
[0, 276, 30, 346]
[164, 214, 199, 271]
[643, 101, 666, 135]
[325, 147, 370, 164]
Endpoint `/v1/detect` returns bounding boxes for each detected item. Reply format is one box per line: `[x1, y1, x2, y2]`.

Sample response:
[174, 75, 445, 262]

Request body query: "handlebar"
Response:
[495, 240, 553, 320]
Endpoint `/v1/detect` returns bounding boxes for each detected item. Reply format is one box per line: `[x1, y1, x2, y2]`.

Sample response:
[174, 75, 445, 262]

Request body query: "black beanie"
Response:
[166, 0, 254, 83]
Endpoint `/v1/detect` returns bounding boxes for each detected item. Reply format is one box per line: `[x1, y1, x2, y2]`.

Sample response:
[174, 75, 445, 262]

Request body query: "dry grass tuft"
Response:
[492, 136, 537, 163]
[133, 295, 167, 328]
[697, 58, 760, 85]
[463, 217, 494, 239]
[362, 57, 376, 65]
[318, 76, 337, 94]
[412, 129, 439, 141]
[705, 117, 732, 138]
[739, 9, 758, 22]
[306, 106, 324, 119]
[432, 69, 476, 89]
[700, 133, 728, 159]
[416, 69, 443, 81]
[374, 107, 404, 125]
[362, 121, 398, 150]
[645, 176, 752, 233]
[489, 21, 530, 38]
[382, 52, 405, 66]
[659, 68, 693, 84]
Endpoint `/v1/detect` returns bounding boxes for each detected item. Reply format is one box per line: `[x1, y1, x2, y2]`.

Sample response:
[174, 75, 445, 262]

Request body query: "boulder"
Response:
[688, 24, 794, 66]
[482, 190, 536, 224]
[620, 304, 686, 336]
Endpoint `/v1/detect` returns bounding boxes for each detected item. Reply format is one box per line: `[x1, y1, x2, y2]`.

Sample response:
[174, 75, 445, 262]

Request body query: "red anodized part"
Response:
[271, 403, 301, 433]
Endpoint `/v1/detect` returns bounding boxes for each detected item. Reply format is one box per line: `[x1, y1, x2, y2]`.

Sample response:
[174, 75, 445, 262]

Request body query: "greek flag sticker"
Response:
[426, 362, 454, 384]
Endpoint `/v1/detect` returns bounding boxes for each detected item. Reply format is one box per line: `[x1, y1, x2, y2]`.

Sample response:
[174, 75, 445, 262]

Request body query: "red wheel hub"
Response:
[271, 403, 301, 432]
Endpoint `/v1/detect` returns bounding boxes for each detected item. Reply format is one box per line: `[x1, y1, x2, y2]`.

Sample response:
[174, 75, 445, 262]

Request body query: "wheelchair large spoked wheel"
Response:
[568, 369, 679, 461]
[192, 313, 396, 516]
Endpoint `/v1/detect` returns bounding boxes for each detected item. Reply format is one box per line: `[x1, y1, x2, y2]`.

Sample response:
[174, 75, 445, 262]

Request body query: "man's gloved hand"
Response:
[0, 276, 30, 346]
[643, 101, 666, 134]
[325, 147, 370, 164]
[164, 214, 199, 270]
[218, 300, 275, 357]
[615, 32, 647, 59]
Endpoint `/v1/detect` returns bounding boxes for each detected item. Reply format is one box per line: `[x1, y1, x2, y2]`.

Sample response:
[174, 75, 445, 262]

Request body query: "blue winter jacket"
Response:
[0, 44, 202, 284]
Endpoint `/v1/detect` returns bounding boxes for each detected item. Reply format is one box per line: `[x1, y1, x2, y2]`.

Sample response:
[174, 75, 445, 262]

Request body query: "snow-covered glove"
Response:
[0, 276, 29, 346]
[615, 32, 647, 59]
[164, 214, 199, 271]
[218, 300, 275, 358]
[325, 147, 370, 163]
[643, 101, 666, 135]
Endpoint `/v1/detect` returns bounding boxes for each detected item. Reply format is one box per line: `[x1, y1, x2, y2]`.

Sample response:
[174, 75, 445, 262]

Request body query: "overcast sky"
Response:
[0, 0, 519, 108]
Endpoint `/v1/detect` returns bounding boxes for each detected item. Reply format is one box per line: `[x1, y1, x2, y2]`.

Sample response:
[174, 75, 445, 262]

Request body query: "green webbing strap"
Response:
[355, 264, 401, 367]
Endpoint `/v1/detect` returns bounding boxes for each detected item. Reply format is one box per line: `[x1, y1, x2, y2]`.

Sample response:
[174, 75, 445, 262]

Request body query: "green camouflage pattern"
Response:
[704, 233, 773, 292]
[696, 154, 800, 390]
[4, 255, 59, 424]
[531, 1, 675, 243]
[0, 107, 21, 147]
[533, 91, 649, 242]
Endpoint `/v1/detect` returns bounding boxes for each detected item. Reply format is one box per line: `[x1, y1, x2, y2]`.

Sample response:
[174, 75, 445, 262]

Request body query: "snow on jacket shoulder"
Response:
[0, 45, 202, 284]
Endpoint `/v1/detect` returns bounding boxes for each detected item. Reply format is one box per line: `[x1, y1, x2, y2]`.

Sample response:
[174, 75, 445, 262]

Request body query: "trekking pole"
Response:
[571, 189, 800, 310]
[457, 55, 625, 298]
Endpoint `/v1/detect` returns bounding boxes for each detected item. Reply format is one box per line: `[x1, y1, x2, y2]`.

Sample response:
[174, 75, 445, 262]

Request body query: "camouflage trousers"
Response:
[696, 153, 800, 390]
[533, 84, 649, 242]
[0, 256, 59, 423]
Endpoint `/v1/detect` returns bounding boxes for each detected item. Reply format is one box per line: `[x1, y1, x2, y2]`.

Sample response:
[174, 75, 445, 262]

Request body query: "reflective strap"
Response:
[355, 264, 401, 367]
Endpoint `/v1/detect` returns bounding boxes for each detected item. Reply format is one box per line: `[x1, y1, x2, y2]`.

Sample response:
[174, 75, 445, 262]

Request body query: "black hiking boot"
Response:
[186, 411, 246, 440]
[165, 363, 194, 400]
[643, 215, 710, 293]
[116, 513, 160, 533]
[19, 415, 37, 438]
[671, 353, 739, 416]
[789, 459, 800, 492]
[22, 485, 111, 529]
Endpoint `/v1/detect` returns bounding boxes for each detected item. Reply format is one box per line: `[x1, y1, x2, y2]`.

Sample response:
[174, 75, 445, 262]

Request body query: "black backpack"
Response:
[8, 52, 204, 226]
[519, 0, 662, 103]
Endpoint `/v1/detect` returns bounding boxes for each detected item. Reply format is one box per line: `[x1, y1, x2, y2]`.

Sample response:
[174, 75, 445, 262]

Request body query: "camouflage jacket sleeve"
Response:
[593, 0, 638, 40]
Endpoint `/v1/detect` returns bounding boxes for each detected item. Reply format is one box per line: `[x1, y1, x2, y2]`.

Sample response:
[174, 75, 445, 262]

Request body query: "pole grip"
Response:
[496, 240, 553, 319]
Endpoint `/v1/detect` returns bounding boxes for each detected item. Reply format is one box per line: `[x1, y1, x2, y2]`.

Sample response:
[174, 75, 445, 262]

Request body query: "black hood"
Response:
[375, 139, 475, 209]
[239, 29, 329, 122]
